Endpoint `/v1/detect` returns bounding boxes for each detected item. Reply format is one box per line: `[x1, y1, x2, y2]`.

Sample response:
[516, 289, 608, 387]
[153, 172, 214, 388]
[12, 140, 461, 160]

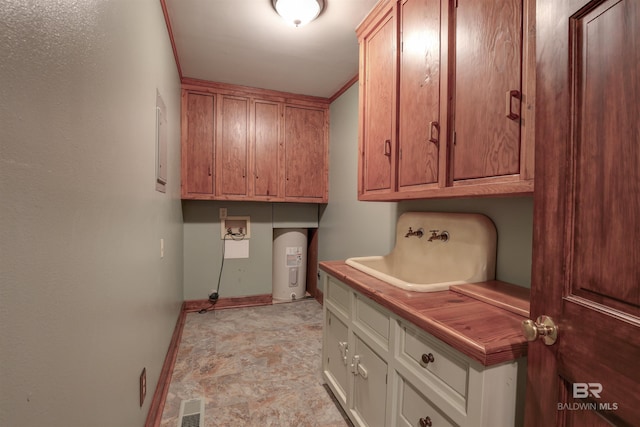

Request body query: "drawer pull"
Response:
[384, 139, 392, 157]
[428, 121, 439, 145]
[419, 416, 432, 427]
[506, 89, 521, 120]
[421, 353, 435, 366]
[351, 355, 368, 379]
[338, 341, 348, 365]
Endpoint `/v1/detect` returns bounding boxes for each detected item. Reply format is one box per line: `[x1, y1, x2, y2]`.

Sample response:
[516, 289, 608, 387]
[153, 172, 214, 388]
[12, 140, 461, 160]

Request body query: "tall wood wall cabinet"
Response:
[180, 80, 329, 203]
[357, 0, 535, 201]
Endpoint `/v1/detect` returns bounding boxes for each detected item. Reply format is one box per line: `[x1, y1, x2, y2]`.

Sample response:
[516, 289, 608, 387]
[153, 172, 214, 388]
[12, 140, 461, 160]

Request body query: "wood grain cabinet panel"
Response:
[360, 3, 397, 195]
[452, 0, 522, 181]
[181, 92, 215, 197]
[252, 99, 281, 199]
[217, 95, 249, 197]
[398, 0, 441, 190]
[180, 81, 329, 203]
[284, 105, 328, 202]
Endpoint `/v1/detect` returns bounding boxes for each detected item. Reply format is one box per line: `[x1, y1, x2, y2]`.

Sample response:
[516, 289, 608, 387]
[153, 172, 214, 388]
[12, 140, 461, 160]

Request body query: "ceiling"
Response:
[163, 0, 380, 99]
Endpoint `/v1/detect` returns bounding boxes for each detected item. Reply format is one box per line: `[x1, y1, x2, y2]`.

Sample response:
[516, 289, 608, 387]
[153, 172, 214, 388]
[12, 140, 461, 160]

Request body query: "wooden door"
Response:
[398, 0, 440, 190]
[182, 92, 215, 196]
[252, 99, 281, 199]
[283, 105, 327, 201]
[527, 0, 639, 426]
[360, 4, 397, 194]
[453, 0, 522, 180]
[216, 94, 249, 197]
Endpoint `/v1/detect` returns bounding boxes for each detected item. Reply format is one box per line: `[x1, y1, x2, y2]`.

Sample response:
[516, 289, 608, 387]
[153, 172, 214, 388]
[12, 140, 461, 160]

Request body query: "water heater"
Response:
[272, 228, 307, 303]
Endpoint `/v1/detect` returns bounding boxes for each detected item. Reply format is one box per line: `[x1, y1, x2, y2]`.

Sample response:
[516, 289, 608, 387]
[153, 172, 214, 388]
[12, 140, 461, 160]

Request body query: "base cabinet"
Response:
[322, 275, 525, 427]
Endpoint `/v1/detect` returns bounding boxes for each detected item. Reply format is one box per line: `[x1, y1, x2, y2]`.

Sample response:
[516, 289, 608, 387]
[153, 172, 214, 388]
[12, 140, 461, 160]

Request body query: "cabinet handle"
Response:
[419, 416, 432, 427]
[351, 355, 369, 379]
[421, 353, 435, 366]
[338, 341, 348, 365]
[384, 139, 392, 157]
[208, 165, 212, 176]
[356, 362, 368, 379]
[505, 90, 521, 120]
[428, 121, 439, 145]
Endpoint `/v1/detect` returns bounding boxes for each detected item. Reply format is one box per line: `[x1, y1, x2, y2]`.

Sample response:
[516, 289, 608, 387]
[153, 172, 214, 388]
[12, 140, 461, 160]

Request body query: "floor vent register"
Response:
[178, 398, 204, 427]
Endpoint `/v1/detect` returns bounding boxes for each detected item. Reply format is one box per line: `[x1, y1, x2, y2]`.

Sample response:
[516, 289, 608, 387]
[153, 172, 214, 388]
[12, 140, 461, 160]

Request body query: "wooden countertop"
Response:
[319, 260, 530, 367]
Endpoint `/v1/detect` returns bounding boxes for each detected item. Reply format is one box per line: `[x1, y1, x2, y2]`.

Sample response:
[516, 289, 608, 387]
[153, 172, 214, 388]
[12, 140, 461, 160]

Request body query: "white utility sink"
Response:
[346, 212, 497, 292]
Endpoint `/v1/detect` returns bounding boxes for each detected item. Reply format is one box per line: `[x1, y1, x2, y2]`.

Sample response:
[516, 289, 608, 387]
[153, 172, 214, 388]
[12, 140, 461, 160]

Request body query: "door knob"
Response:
[521, 315, 558, 345]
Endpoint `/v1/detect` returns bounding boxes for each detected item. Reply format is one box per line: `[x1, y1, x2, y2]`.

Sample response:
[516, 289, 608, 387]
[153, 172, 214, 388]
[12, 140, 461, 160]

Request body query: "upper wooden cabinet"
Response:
[217, 94, 250, 197]
[357, 0, 535, 201]
[284, 105, 329, 201]
[180, 80, 329, 203]
[182, 92, 215, 197]
[359, 3, 396, 195]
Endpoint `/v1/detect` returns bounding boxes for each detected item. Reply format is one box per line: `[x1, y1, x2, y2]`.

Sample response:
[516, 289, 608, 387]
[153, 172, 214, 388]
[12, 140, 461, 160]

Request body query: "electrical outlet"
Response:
[219, 208, 227, 219]
[140, 368, 146, 407]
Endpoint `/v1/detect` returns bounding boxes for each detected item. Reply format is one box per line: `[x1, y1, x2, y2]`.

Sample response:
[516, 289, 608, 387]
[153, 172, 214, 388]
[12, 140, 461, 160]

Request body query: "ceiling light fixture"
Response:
[272, 0, 325, 27]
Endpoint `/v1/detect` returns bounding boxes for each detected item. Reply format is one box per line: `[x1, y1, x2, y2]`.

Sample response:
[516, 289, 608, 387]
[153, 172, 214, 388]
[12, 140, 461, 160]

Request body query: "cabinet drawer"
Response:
[326, 276, 351, 315]
[354, 294, 390, 346]
[400, 325, 469, 407]
[397, 375, 458, 427]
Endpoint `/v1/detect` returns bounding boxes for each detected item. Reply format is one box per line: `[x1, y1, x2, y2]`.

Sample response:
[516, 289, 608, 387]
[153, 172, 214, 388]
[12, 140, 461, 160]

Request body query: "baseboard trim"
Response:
[145, 302, 187, 427]
[184, 294, 273, 312]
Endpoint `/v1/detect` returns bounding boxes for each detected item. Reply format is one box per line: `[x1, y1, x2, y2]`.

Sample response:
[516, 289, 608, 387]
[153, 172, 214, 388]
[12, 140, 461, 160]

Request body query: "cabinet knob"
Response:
[419, 416, 432, 427]
[421, 353, 435, 365]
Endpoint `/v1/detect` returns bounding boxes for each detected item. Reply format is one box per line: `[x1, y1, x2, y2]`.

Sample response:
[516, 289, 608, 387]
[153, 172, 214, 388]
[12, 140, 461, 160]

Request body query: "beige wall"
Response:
[319, 83, 533, 288]
[0, 1, 183, 426]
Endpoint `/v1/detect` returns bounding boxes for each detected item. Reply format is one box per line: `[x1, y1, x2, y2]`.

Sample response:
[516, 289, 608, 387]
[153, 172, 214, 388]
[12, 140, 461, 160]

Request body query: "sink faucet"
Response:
[404, 227, 424, 238]
[428, 230, 449, 242]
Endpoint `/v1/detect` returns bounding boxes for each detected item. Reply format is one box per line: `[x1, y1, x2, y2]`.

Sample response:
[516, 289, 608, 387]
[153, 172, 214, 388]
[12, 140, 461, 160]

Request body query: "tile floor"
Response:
[160, 299, 351, 427]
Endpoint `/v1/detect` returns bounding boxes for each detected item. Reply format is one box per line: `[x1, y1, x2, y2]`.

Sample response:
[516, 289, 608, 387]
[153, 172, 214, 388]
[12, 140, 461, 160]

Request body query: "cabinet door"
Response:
[217, 94, 249, 196]
[252, 99, 281, 199]
[360, 5, 397, 195]
[398, 0, 441, 190]
[324, 309, 349, 407]
[183, 93, 215, 196]
[453, 0, 522, 180]
[351, 334, 387, 427]
[283, 105, 327, 201]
